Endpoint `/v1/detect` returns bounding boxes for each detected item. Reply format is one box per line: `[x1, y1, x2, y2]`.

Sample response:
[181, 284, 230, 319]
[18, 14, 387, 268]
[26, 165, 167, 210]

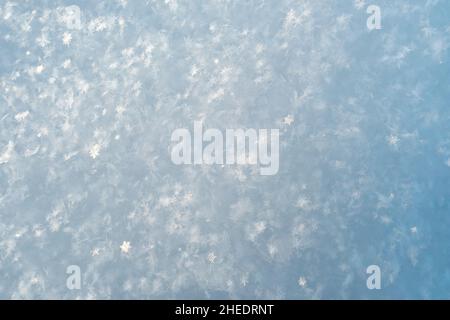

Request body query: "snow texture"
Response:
[0, 0, 450, 299]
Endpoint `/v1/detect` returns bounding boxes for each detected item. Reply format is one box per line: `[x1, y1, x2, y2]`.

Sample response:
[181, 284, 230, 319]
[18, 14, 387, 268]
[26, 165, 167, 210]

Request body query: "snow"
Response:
[0, 0, 449, 299]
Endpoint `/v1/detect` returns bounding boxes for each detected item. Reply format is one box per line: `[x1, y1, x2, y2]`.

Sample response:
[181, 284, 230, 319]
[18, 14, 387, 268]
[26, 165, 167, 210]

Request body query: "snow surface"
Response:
[0, 0, 450, 299]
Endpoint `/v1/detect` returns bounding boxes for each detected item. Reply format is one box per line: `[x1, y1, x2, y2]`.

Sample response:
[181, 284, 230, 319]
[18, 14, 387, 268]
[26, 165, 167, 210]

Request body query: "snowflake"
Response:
[354, 0, 366, 10]
[120, 241, 131, 253]
[268, 244, 277, 257]
[89, 144, 101, 159]
[388, 135, 400, 146]
[15, 111, 30, 122]
[284, 9, 301, 29]
[296, 196, 311, 209]
[62, 32, 72, 46]
[254, 221, 266, 234]
[30, 276, 40, 285]
[37, 127, 49, 137]
[36, 34, 50, 47]
[283, 114, 295, 126]
[298, 276, 307, 288]
[116, 104, 126, 115]
[240, 274, 249, 287]
[35, 65, 45, 74]
[62, 59, 71, 69]
[207, 252, 217, 264]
